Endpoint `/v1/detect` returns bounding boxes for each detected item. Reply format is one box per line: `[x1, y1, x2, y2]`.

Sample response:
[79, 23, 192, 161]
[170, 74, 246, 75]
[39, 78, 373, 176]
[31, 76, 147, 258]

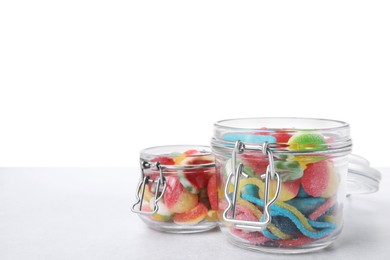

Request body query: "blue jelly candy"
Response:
[223, 133, 276, 144]
[297, 185, 311, 198]
[272, 216, 300, 234]
[240, 183, 259, 198]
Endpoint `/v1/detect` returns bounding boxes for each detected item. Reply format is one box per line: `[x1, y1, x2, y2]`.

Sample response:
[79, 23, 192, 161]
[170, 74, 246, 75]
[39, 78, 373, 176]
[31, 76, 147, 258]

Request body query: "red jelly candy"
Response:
[301, 160, 331, 197]
[241, 154, 269, 175]
[151, 156, 175, 165]
[207, 175, 218, 210]
[180, 156, 214, 192]
[173, 202, 208, 225]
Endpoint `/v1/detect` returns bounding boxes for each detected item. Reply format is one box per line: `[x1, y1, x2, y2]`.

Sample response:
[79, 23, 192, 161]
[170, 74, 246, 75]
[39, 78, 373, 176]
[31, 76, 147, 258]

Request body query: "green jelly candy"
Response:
[288, 133, 327, 151]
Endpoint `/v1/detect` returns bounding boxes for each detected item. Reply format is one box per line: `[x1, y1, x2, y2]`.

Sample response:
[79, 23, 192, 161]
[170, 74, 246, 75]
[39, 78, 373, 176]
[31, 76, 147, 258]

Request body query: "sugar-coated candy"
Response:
[234, 204, 258, 222]
[240, 183, 259, 198]
[236, 199, 292, 240]
[309, 197, 335, 221]
[207, 175, 218, 210]
[286, 197, 327, 217]
[139, 149, 217, 230]
[320, 167, 339, 198]
[288, 133, 327, 151]
[173, 202, 208, 225]
[240, 154, 269, 176]
[164, 176, 198, 213]
[289, 155, 326, 170]
[238, 177, 301, 202]
[242, 194, 336, 239]
[177, 171, 202, 194]
[271, 216, 300, 234]
[177, 155, 214, 194]
[301, 161, 337, 197]
[218, 130, 344, 249]
[261, 178, 301, 202]
[296, 185, 310, 198]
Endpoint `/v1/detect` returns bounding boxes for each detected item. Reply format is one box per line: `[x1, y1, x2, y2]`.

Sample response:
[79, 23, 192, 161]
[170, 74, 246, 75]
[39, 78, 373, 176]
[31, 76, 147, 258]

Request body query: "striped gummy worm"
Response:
[242, 193, 336, 240]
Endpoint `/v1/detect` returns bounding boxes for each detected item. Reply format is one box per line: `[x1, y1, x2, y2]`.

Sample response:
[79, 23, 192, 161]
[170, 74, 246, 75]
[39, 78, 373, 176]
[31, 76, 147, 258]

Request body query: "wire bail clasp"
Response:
[131, 160, 167, 215]
[222, 141, 281, 231]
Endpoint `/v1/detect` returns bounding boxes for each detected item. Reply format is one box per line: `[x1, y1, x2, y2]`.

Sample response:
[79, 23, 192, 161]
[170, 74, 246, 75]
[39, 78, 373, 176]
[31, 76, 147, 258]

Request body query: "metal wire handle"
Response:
[131, 159, 215, 216]
[222, 141, 281, 231]
[131, 160, 167, 215]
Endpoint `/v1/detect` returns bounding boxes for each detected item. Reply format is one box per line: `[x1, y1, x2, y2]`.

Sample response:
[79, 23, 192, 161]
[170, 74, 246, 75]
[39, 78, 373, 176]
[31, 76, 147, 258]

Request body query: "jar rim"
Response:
[214, 117, 349, 131]
[212, 117, 352, 155]
[141, 145, 212, 158]
[140, 145, 215, 168]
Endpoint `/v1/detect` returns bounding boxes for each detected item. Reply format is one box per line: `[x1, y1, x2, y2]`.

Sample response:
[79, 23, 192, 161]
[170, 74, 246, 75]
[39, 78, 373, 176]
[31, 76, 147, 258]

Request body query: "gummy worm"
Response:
[238, 178, 316, 232]
[242, 193, 336, 239]
[309, 196, 335, 221]
[237, 198, 292, 240]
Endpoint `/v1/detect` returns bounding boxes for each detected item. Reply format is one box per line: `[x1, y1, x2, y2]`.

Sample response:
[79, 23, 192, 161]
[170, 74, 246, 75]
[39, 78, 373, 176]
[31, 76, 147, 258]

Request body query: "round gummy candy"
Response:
[164, 176, 198, 213]
[301, 161, 332, 197]
[173, 202, 208, 225]
[177, 156, 214, 194]
[288, 133, 327, 151]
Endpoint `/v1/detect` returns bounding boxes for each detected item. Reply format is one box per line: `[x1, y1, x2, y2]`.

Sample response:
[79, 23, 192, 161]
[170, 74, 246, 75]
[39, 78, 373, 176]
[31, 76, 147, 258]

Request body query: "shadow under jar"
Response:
[211, 118, 354, 253]
[132, 145, 218, 233]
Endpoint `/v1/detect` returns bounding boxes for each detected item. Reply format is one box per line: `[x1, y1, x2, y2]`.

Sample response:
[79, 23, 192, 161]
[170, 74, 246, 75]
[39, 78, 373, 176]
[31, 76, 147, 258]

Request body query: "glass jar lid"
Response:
[347, 154, 381, 195]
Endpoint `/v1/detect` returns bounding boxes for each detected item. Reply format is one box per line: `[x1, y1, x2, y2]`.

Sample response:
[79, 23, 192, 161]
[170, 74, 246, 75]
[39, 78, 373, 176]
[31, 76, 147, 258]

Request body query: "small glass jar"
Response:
[131, 145, 218, 233]
[211, 118, 381, 253]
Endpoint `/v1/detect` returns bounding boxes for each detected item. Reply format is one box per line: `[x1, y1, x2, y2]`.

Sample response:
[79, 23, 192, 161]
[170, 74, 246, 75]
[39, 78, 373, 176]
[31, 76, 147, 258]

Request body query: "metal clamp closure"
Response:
[223, 141, 281, 231]
[131, 160, 167, 215]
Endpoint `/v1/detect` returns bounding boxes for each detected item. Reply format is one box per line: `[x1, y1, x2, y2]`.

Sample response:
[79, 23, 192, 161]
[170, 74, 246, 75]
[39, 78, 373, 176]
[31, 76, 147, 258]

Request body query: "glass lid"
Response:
[347, 154, 381, 195]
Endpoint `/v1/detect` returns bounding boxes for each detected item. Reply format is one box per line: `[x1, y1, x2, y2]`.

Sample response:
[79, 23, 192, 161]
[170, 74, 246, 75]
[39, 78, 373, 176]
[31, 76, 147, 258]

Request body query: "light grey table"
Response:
[0, 168, 388, 260]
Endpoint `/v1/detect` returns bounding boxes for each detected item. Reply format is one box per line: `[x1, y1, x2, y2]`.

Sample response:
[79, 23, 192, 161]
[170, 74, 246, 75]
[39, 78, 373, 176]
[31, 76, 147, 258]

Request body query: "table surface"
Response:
[0, 167, 389, 260]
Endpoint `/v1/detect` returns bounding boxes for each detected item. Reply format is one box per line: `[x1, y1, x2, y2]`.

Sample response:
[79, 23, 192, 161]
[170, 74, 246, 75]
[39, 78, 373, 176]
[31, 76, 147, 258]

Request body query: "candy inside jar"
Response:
[132, 145, 218, 233]
[212, 118, 355, 253]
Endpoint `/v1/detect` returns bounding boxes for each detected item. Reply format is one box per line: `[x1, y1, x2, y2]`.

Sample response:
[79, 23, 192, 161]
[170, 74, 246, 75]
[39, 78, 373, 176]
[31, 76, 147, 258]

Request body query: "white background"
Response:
[1, 1, 389, 167]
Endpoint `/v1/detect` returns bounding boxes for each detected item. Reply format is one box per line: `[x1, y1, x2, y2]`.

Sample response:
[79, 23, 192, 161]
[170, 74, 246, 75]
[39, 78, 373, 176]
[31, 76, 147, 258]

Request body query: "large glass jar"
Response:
[211, 118, 379, 253]
[131, 145, 218, 233]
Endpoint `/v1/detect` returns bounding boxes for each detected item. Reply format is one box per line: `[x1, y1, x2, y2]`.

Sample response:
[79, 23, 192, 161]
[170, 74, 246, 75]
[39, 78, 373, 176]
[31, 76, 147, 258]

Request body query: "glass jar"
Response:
[131, 145, 218, 233]
[211, 117, 380, 253]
